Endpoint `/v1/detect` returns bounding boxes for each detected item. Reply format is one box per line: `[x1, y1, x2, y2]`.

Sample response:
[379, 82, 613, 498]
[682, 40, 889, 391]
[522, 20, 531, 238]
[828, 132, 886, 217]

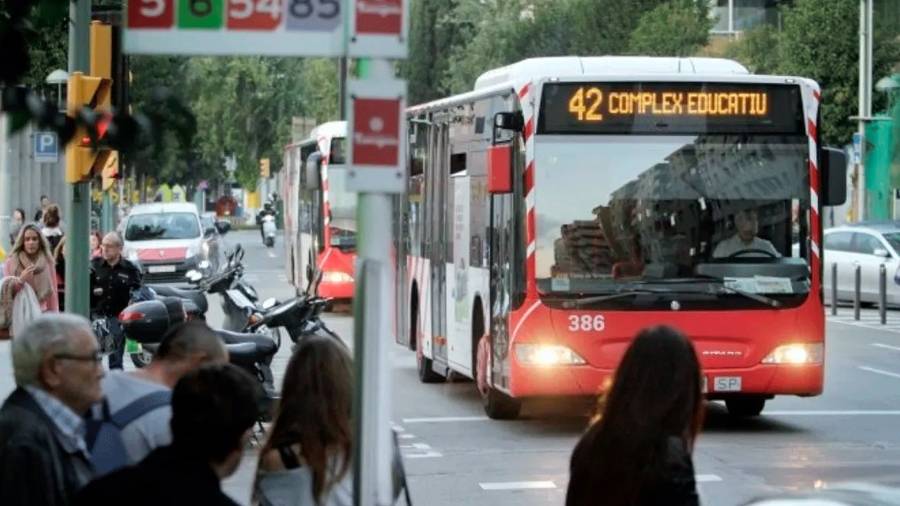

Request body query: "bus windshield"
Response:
[327, 166, 357, 250]
[533, 134, 811, 304]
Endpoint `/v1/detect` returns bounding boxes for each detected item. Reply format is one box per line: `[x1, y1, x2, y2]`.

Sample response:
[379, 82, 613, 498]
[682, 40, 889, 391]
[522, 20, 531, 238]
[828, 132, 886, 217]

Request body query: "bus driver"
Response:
[713, 209, 780, 258]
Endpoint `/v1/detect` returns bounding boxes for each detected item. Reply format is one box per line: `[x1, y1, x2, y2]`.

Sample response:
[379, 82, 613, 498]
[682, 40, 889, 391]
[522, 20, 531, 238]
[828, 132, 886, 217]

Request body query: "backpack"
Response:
[85, 390, 172, 476]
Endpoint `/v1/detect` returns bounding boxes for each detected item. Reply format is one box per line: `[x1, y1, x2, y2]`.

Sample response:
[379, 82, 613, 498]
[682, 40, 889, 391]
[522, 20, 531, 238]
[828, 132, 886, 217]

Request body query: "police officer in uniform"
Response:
[90, 231, 142, 369]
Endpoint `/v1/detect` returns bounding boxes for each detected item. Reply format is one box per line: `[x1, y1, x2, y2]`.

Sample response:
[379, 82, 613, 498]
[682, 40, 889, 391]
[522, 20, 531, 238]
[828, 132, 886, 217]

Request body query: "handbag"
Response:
[11, 282, 41, 337]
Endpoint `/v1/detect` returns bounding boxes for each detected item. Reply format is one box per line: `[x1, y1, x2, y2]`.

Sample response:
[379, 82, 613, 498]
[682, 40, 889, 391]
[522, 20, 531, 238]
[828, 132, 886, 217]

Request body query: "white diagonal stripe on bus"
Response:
[511, 300, 542, 341]
[526, 241, 535, 258]
[525, 188, 535, 211]
[810, 189, 819, 212]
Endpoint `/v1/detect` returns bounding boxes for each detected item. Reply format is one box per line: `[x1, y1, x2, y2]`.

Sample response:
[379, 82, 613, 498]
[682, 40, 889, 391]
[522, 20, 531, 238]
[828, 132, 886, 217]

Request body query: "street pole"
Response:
[67, 0, 91, 317]
[858, 0, 874, 221]
[350, 55, 398, 506]
[0, 113, 10, 249]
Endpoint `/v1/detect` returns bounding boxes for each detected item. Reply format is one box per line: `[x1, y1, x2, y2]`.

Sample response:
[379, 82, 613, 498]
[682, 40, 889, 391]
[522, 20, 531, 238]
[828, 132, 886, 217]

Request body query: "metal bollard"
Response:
[880, 264, 887, 325]
[854, 264, 861, 321]
[832, 262, 838, 316]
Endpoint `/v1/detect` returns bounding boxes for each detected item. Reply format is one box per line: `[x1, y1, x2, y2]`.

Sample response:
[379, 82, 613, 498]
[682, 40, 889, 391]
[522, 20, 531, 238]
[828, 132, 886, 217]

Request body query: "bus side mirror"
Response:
[821, 147, 847, 206]
[492, 112, 523, 145]
[303, 152, 322, 190]
[488, 144, 513, 194]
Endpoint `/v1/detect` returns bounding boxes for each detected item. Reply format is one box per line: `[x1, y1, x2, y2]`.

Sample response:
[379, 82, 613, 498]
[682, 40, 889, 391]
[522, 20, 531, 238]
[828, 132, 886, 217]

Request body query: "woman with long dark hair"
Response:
[254, 336, 354, 505]
[566, 326, 704, 506]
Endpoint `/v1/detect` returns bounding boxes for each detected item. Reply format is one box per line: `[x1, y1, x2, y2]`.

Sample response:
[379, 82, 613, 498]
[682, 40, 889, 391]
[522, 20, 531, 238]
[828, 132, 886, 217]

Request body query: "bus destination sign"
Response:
[539, 82, 803, 135]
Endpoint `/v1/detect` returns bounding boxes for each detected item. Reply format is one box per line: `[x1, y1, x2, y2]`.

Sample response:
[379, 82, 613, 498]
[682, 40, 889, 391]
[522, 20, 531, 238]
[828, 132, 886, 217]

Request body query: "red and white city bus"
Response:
[394, 56, 846, 419]
[283, 121, 357, 300]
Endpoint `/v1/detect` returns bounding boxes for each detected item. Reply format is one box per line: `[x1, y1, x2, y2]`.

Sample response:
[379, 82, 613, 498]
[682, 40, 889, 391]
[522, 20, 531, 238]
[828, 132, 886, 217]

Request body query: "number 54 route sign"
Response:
[125, 0, 345, 55]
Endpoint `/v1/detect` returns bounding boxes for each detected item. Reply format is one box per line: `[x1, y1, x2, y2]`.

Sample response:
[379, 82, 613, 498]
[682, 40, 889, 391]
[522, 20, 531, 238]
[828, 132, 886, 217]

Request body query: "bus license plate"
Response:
[148, 265, 176, 274]
[714, 377, 742, 392]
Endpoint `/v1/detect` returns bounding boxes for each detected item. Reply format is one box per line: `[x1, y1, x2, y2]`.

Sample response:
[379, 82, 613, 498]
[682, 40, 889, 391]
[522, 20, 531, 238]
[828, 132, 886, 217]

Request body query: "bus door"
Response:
[428, 121, 450, 365]
[488, 106, 525, 390]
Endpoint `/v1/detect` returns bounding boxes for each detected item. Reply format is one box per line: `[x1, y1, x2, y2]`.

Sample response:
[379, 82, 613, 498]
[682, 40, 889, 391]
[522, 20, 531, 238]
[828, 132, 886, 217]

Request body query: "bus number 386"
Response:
[568, 315, 606, 332]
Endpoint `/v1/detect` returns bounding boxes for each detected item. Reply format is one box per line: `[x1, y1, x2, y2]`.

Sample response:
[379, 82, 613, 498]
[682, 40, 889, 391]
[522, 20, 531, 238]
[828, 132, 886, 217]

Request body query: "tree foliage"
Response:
[727, 0, 900, 145]
[628, 0, 711, 56]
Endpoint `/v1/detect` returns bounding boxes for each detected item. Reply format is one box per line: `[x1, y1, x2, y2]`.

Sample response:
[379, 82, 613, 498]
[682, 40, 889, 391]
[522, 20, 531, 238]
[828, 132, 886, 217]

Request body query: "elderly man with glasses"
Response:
[0, 314, 105, 505]
[90, 231, 142, 370]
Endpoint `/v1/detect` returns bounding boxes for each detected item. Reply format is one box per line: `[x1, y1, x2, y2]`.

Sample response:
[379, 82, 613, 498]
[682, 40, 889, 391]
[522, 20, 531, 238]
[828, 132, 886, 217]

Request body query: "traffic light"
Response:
[65, 21, 117, 184]
[260, 158, 271, 179]
[66, 73, 110, 183]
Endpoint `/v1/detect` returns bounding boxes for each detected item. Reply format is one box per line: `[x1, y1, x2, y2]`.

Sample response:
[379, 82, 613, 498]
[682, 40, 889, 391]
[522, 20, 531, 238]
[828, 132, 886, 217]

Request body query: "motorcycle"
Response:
[118, 297, 281, 420]
[261, 214, 276, 248]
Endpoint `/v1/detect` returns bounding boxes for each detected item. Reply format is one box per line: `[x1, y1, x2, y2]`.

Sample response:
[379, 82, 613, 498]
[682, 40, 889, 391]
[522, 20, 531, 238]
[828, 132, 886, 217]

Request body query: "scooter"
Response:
[262, 214, 276, 248]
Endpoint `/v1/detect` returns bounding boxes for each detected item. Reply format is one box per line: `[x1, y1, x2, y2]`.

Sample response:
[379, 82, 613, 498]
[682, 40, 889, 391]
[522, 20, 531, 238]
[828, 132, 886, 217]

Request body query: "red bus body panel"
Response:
[506, 294, 824, 398]
[317, 247, 356, 300]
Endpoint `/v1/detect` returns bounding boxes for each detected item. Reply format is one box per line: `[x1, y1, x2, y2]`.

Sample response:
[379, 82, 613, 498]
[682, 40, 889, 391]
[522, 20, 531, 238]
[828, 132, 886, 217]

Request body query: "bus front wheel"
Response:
[725, 397, 766, 417]
[482, 388, 522, 420]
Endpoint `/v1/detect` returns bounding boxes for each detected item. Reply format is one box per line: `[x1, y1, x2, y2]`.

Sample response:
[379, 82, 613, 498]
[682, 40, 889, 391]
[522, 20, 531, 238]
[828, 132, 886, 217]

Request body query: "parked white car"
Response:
[823, 223, 900, 305]
[122, 203, 205, 283]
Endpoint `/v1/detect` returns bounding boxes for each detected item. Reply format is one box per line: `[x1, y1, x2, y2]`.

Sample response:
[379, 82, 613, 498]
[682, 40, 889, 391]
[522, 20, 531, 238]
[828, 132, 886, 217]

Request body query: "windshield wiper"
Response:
[559, 288, 676, 309]
[631, 276, 782, 308]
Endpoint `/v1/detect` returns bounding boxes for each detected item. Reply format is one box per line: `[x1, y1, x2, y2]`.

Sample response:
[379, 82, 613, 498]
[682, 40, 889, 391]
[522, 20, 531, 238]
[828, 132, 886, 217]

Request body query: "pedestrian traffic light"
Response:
[260, 158, 271, 179]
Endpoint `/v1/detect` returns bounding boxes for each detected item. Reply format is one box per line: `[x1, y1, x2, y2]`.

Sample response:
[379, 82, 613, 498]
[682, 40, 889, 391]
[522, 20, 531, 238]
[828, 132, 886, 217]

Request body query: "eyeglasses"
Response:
[54, 351, 103, 364]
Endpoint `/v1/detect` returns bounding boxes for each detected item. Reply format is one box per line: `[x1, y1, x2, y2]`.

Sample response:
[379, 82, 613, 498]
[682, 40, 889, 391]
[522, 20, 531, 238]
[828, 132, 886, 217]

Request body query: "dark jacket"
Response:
[90, 256, 142, 317]
[566, 435, 700, 506]
[0, 387, 94, 506]
[74, 445, 238, 506]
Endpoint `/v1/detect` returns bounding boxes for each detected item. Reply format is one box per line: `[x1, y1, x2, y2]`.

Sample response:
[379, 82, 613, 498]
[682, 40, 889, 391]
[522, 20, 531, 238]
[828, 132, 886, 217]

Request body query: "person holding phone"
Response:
[3, 224, 59, 313]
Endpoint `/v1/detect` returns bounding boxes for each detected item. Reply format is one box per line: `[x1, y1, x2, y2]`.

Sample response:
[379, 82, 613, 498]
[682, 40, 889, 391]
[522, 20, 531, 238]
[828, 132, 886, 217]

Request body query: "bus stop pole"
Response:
[351, 57, 397, 506]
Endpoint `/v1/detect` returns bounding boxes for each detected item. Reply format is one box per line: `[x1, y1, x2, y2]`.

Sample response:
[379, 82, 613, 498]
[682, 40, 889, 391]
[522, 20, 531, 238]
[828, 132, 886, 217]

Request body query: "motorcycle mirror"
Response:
[262, 297, 277, 310]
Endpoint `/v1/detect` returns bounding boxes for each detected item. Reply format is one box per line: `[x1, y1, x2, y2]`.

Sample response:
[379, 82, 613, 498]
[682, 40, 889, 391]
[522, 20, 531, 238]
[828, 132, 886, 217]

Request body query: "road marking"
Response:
[267, 251, 277, 259]
[398, 434, 415, 440]
[767, 409, 900, 416]
[405, 451, 443, 459]
[859, 366, 900, 380]
[696, 474, 723, 483]
[402, 416, 490, 424]
[873, 343, 900, 352]
[479, 481, 556, 491]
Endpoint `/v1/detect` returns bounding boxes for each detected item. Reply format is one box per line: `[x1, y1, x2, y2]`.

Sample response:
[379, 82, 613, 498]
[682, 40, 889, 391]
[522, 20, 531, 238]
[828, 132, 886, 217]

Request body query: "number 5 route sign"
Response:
[124, 0, 345, 56]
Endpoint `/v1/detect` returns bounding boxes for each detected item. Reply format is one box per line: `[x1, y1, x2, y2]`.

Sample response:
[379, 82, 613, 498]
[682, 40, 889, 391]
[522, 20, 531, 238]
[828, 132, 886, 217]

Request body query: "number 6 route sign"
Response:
[125, 0, 345, 56]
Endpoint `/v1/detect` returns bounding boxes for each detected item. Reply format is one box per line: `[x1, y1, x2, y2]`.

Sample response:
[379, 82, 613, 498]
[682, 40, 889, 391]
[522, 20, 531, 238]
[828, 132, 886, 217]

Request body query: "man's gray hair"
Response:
[12, 314, 92, 387]
[103, 231, 123, 247]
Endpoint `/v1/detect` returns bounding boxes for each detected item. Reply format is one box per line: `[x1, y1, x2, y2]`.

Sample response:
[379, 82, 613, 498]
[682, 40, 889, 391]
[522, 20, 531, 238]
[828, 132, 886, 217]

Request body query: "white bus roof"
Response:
[473, 56, 750, 90]
[409, 56, 759, 114]
[287, 121, 346, 149]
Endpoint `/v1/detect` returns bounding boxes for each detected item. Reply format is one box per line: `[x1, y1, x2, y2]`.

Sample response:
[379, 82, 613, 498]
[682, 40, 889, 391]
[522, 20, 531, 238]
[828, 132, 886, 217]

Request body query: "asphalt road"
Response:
[3, 229, 900, 505]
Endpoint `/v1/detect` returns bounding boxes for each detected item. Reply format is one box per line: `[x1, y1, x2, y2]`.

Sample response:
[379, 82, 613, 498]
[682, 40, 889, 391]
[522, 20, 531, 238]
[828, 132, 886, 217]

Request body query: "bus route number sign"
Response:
[125, 0, 344, 56]
[539, 82, 804, 135]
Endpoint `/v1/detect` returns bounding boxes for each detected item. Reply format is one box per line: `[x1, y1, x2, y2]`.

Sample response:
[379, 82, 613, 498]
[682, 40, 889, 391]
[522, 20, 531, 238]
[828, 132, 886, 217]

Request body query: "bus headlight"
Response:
[761, 343, 823, 365]
[322, 271, 354, 284]
[515, 344, 586, 367]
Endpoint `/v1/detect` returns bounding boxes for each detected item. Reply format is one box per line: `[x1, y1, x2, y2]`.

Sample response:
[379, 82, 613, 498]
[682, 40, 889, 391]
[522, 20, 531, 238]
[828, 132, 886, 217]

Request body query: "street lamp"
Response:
[45, 69, 69, 112]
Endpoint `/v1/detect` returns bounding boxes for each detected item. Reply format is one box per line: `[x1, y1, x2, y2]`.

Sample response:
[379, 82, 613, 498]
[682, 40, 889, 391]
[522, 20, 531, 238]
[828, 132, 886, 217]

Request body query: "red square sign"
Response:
[356, 0, 403, 35]
[352, 98, 401, 167]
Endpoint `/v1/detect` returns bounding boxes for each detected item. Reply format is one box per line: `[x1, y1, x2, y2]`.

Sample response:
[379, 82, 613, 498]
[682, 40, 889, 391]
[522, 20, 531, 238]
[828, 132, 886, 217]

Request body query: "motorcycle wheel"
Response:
[130, 350, 153, 368]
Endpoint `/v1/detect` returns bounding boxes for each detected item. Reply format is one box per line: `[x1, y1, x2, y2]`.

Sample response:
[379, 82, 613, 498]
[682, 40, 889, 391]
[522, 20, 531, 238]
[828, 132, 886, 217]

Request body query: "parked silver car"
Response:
[823, 223, 900, 305]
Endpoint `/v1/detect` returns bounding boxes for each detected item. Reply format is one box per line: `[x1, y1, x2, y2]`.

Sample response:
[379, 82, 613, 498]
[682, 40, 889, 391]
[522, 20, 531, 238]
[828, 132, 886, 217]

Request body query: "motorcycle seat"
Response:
[147, 285, 209, 314]
[225, 342, 261, 367]
[216, 329, 278, 359]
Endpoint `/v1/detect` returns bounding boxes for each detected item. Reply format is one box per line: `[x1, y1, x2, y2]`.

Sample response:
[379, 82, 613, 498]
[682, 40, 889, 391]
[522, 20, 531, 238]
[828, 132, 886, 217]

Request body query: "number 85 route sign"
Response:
[125, 0, 345, 56]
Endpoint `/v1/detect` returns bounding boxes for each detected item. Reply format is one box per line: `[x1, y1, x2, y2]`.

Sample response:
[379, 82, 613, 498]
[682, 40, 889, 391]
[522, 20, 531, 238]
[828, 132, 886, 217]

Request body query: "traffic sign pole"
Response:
[347, 2, 408, 504]
[66, 0, 91, 318]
